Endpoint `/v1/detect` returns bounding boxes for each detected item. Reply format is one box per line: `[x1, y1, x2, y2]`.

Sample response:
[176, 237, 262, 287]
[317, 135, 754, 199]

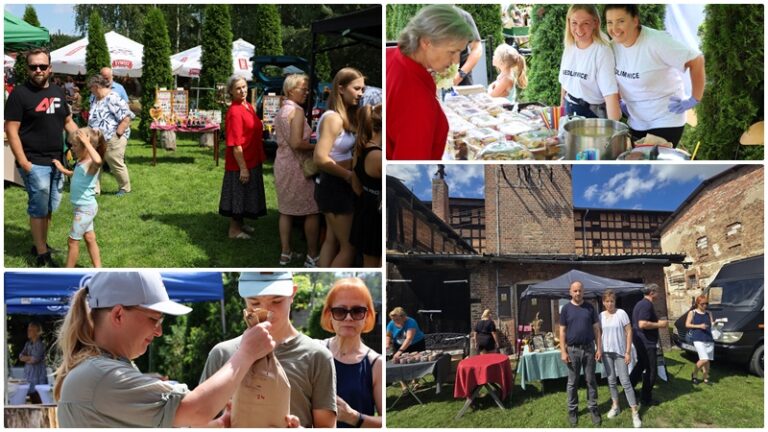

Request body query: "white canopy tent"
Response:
[4, 54, 15, 68]
[50, 31, 143, 77]
[171, 38, 255, 80]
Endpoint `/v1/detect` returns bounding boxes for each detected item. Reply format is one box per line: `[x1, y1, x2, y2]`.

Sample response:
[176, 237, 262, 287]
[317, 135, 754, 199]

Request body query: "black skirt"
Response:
[314, 171, 355, 214]
[218, 165, 267, 220]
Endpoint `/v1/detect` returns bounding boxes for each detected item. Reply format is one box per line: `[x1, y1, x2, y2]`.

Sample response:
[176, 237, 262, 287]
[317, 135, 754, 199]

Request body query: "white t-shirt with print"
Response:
[611, 26, 701, 130]
[559, 41, 618, 105]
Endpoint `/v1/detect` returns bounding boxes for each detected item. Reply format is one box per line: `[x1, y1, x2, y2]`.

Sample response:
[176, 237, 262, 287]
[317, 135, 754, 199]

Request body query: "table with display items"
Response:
[150, 123, 220, 166]
[453, 353, 513, 419]
[386, 353, 450, 408]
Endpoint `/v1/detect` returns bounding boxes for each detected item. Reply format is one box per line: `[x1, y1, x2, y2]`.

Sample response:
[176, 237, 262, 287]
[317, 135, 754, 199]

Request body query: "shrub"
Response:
[83, 11, 110, 112]
[139, 8, 173, 141]
[200, 5, 233, 110]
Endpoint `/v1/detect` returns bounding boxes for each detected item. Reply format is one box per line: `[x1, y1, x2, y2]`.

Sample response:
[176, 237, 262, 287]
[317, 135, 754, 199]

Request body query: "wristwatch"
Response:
[458, 69, 468, 79]
[355, 412, 364, 428]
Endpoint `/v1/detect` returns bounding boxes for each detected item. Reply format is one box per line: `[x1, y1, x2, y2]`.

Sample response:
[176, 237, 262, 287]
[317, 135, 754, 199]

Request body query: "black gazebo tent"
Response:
[521, 269, 645, 300]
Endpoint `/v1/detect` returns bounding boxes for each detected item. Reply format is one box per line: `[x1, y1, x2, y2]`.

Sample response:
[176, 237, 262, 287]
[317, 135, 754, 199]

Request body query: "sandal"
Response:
[280, 252, 296, 266]
[703, 379, 712, 385]
[691, 374, 700, 385]
[230, 232, 251, 240]
[304, 255, 320, 268]
[241, 224, 255, 234]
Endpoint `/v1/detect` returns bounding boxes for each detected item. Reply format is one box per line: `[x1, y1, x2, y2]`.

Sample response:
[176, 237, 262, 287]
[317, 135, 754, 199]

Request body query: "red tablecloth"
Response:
[150, 123, 220, 133]
[453, 353, 513, 400]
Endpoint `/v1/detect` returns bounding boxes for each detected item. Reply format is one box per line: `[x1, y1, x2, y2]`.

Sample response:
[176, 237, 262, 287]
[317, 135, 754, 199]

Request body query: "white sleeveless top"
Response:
[318, 110, 355, 162]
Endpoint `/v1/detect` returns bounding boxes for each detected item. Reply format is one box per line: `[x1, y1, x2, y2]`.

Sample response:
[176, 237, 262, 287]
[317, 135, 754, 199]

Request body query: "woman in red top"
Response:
[386, 5, 474, 160]
[218, 76, 267, 239]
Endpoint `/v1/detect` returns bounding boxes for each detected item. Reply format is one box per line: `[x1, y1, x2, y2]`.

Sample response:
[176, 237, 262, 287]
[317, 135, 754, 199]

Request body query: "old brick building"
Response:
[660, 165, 764, 320]
[387, 165, 684, 351]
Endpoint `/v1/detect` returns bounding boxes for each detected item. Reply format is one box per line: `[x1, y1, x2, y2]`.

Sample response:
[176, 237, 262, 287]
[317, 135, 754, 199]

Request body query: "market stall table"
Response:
[454, 353, 513, 419]
[150, 123, 220, 166]
[386, 354, 450, 408]
[516, 348, 605, 390]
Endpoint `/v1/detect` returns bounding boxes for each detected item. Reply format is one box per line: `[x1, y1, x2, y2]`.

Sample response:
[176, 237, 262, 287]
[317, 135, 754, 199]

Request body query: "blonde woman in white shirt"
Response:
[600, 289, 641, 428]
[559, 5, 621, 120]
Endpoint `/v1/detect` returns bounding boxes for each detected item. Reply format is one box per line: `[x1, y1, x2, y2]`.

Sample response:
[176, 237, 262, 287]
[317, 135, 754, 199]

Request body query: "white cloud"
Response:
[594, 166, 655, 206]
[445, 164, 484, 196]
[386, 164, 425, 185]
[590, 165, 601, 173]
[649, 164, 734, 184]
[584, 184, 599, 201]
[632, 204, 643, 210]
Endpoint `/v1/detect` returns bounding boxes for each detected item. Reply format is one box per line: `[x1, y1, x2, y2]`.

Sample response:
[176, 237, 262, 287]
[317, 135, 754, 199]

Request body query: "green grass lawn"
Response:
[5, 123, 311, 267]
[386, 349, 764, 428]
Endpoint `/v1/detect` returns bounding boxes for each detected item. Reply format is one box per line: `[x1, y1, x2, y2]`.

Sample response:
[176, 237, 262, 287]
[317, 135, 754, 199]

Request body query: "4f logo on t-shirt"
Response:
[34, 97, 62, 114]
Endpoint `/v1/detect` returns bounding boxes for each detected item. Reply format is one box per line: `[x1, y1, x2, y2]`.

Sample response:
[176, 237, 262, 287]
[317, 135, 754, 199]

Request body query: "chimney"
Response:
[432, 166, 450, 223]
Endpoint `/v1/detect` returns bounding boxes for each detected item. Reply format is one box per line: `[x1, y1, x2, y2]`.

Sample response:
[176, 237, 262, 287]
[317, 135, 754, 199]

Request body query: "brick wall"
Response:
[662, 165, 764, 320]
[485, 165, 575, 255]
[432, 178, 450, 223]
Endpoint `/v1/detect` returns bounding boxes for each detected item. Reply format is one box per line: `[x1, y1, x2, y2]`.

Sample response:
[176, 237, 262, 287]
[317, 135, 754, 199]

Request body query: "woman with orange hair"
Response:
[321, 278, 382, 427]
[685, 295, 715, 384]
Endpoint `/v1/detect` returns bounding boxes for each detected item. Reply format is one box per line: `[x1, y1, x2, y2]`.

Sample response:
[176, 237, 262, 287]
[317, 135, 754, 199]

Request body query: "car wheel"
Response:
[749, 344, 763, 377]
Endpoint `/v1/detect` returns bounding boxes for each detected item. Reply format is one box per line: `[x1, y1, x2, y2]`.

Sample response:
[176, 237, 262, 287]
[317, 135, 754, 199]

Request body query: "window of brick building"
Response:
[687, 273, 698, 290]
[726, 222, 742, 238]
[696, 236, 708, 253]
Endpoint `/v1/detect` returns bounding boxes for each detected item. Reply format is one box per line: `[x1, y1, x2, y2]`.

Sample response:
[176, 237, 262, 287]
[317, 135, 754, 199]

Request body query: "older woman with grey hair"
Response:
[386, 4, 474, 160]
[218, 75, 267, 239]
[87, 74, 134, 196]
[273, 73, 320, 266]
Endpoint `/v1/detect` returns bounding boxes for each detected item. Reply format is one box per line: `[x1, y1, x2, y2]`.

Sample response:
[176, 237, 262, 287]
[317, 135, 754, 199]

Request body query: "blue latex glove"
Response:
[668, 96, 699, 114]
[619, 100, 629, 117]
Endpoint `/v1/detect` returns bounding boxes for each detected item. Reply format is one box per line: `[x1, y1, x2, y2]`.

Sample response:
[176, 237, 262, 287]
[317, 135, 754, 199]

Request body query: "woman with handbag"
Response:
[685, 295, 715, 385]
[274, 74, 320, 267]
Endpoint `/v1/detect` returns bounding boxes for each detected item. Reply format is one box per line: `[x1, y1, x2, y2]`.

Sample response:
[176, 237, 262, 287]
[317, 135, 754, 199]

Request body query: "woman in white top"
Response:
[559, 5, 620, 120]
[600, 289, 641, 428]
[314, 68, 365, 267]
[605, 4, 705, 146]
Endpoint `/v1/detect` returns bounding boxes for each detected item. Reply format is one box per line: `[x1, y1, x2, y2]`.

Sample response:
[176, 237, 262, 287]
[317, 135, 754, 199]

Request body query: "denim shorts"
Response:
[69, 204, 98, 240]
[18, 164, 64, 218]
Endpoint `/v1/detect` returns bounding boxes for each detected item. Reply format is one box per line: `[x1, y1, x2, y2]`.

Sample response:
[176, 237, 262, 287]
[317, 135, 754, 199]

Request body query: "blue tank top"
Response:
[690, 310, 714, 342]
[70, 161, 99, 207]
[329, 343, 378, 427]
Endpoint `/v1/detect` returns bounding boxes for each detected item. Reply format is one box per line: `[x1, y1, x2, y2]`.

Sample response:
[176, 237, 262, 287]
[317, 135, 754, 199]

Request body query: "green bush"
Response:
[386, 4, 424, 41]
[684, 4, 764, 160]
[139, 8, 173, 142]
[233, 5, 283, 56]
[200, 5, 233, 110]
[83, 11, 110, 112]
[525, 5, 570, 105]
[22, 5, 41, 27]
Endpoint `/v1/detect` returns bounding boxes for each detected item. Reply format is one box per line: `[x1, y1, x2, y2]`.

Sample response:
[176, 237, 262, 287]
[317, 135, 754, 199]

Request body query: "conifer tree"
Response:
[200, 5, 233, 110]
[139, 8, 173, 141]
[83, 11, 111, 111]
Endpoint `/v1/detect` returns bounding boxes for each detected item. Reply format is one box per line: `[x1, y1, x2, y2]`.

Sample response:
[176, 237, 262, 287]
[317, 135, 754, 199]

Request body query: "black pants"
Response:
[629, 340, 657, 403]
[630, 126, 685, 147]
[395, 338, 426, 353]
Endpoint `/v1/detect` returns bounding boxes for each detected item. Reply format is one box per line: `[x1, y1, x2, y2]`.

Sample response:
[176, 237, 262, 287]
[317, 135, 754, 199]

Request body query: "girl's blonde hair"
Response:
[67, 127, 107, 159]
[481, 309, 491, 319]
[354, 104, 382, 161]
[493, 43, 528, 89]
[53, 288, 107, 401]
[320, 278, 377, 334]
[564, 5, 610, 47]
[389, 306, 406, 319]
[327, 67, 365, 132]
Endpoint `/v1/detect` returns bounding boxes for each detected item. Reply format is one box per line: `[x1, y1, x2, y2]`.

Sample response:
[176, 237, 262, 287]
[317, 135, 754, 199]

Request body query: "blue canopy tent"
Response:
[521, 269, 644, 299]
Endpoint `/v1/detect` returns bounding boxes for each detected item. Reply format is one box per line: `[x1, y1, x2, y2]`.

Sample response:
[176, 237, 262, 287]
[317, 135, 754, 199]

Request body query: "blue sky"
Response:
[387, 164, 735, 211]
[5, 4, 77, 35]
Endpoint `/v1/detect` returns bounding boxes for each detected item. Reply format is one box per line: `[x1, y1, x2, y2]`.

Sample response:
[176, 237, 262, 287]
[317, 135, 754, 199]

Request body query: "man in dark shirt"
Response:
[559, 281, 603, 426]
[5, 48, 78, 267]
[629, 283, 668, 406]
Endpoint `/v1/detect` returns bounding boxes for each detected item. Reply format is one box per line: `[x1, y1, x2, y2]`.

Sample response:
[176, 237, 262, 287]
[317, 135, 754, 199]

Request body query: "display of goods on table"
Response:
[391, 350, 444, 364]
[442, 93, 560, 160]
[230, 309, 291, 427]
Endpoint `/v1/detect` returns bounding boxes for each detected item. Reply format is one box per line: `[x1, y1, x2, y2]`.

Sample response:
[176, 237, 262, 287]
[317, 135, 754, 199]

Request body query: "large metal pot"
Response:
[617, 145, 691, 160]
[562, 119, 631, 160]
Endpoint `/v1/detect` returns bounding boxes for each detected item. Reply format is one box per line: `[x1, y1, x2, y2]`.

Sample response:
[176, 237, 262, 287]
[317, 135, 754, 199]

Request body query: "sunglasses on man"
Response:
[28, 64, 50, 71]
[330, 306, 368, 321]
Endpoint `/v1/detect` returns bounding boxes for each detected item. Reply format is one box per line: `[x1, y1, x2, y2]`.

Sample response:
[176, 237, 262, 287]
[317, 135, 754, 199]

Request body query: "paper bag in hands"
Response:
[230, 308, 292, 427]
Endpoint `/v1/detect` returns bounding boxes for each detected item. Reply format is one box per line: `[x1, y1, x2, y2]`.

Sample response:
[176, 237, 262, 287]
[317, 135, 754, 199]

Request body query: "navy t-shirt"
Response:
[559, 301, 599, 346]
[5, 81, 70, 166]
[632, 298, 659, 348]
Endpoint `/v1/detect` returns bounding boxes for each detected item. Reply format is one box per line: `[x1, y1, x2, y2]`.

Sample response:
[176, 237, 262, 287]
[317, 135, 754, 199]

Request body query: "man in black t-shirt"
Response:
[559, 281, 603, 427]
[4, 48, 78, 267]
[629, 283, 668, 406]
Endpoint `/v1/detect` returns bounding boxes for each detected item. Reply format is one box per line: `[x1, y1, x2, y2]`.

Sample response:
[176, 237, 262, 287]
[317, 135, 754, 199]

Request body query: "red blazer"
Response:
[386, 48, 448, 160]
[225, 100, 265, 171]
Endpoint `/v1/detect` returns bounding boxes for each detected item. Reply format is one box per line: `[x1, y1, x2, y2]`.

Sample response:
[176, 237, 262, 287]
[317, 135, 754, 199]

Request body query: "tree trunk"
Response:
[4, 406, 59, 428]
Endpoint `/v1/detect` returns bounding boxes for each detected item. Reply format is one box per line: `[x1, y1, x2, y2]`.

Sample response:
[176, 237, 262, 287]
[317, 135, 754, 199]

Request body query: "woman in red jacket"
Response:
[219, 76, 267, 239]
[386, 5, 474, 160]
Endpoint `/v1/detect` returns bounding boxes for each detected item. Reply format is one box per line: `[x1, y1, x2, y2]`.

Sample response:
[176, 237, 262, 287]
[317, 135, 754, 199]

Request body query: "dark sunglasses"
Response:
[28, 64, 50, 71]
[330, 306, 368, 321]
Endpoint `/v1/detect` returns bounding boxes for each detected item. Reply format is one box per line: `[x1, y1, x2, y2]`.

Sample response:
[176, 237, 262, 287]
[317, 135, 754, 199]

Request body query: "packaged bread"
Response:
[469, 114, 503, 129]
[515, 129, 559, 150]
[476, 141, 535, 160]
[465, 127, 502, 147]
[498, 120, 534, 138]
[231, 309, 291, 427]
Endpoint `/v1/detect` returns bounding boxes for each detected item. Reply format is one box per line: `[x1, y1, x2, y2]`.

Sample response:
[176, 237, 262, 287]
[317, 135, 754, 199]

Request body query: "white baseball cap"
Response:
[238, 272, 295, 298]
[86, 271, 192, 316]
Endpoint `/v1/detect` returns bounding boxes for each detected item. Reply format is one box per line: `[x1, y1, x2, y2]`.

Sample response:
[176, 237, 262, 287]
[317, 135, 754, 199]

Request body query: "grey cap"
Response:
[86, 271, 192, 316]
[238, 272, 294, 298]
